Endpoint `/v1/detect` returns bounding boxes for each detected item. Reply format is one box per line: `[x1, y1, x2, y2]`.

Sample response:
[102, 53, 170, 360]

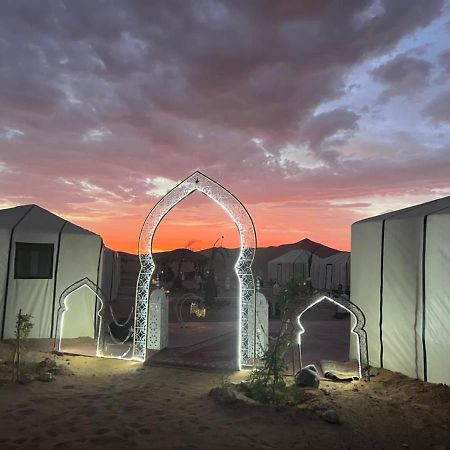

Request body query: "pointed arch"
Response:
[294, 292, 369, 379]
[133, 171, 257, 369]
[54, 277, 106, 357]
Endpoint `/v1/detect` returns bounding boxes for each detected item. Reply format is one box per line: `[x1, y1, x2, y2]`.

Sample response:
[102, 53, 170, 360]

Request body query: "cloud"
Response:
[0, 0, 447, 252]
[438, 49, 450, 79]
[144, 176, 180, 197]
[0, 126, 25, 141]
[81, 126, 112, 142]
[422, 89, 450, 124]
[371, 53, 433, 100]
[301, 108, 360, 150]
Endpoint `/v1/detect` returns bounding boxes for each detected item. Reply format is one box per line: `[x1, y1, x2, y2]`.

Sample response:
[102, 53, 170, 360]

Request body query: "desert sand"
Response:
[0, 340, 449, 450]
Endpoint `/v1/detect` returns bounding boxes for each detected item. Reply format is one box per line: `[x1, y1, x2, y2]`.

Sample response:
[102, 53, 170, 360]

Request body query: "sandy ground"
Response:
[0, 341, 449, 450]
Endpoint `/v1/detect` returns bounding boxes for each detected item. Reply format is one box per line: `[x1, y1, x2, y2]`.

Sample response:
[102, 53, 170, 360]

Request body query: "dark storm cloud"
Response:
[301, 108, 359, 149]
[438, 50, 450, 77]
[423, 89, 450, 124]
[0, 0, 447, 223]
[371, 53, 433, 101]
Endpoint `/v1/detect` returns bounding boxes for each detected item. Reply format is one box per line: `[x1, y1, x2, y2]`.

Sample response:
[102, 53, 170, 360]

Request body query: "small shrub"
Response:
[12, 310, 34, 382]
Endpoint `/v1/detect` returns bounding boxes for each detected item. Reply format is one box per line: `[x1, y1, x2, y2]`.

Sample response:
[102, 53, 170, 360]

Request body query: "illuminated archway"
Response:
[133, 171, 258, 369]
[295, 292, 369, 379]
[54, 278, 106, 357]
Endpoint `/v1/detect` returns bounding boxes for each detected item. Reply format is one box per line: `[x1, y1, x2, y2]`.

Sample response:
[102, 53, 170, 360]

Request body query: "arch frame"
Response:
[294, 291, 370, 379]
[133, 171, 257, 369]
[54, 277, 106, 357]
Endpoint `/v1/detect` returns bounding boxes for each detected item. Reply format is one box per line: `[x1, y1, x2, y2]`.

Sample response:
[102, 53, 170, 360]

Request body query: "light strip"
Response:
[133, 171, 257, 370]
[296, 293, 370, 379]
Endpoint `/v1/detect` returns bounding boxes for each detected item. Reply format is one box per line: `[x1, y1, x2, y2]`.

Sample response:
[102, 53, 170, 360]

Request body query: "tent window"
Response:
[14, 242, 54, 279]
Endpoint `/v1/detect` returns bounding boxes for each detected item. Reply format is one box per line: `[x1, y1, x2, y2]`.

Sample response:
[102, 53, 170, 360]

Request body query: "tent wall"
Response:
[425, 210, 450, 383]
[351, 220, 383, 368]
[3, 206, 65, 339]
[351, 197, 450, 384]
[55, 223, 103, 340]
[310, 253, 350, 292]
[0, 205, 106, 340]
[0, 205, 35, 339]
[267, 250, 310, 285]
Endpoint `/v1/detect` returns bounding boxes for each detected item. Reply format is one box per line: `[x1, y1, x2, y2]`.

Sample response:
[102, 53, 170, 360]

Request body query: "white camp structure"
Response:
[0, 204, 118, 341]
[268, 250, 310, 284]
[351, 196, 450, 385]
[268, 249, 350, 292]
[310, 252, 351, 293]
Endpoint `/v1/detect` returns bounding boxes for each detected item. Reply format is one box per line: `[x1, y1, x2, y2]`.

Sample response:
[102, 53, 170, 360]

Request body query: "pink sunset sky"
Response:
[1, 1, 450, 253]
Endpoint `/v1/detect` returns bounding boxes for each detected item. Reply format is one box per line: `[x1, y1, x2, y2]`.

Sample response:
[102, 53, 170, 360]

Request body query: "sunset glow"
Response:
[1, 2, 450, 254]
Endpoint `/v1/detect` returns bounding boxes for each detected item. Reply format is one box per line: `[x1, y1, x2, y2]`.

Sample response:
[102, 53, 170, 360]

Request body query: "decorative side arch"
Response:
[294, 292, 370, 379]
[133, 171, 257, 369]
[54, 277, 106, 357]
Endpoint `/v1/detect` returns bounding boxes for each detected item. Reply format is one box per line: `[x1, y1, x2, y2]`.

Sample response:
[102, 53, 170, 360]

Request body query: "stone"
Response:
[18, 374, 34, 384]
[368, 366, 379, 377]
[38, 358, 72, 375]
[38, 372, 54, 382]
[209, 386, 237, 405]
[53, 362, 73, 375]
[322, 409, 340, 424]
[295, 365, 320, 388]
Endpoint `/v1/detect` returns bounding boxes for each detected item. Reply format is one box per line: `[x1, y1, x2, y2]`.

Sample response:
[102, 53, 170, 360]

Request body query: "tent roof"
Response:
[268, 249, 311, 264]
[354, 196, 450, 224]
[0, 204, 101, 238]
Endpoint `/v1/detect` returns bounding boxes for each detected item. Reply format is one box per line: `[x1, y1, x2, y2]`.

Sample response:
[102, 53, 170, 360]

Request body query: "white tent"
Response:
[0, 204, 118, 340]
[351, 196, 450, 384]
[268, 250, 310, 284]
[310, 252, 350, 292]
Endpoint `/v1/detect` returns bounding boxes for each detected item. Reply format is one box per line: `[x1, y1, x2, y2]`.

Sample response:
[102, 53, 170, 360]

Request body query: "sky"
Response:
[1, 0, 450, 254]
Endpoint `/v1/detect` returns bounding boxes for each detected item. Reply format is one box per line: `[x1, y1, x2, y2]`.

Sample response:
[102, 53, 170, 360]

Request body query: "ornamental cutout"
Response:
[294, 292, 370, 379]
[133, 171, 257, 369]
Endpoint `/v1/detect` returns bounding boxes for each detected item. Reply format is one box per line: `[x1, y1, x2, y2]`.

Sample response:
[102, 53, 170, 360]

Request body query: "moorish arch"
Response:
[293, 292, 370, 379]
[133, 171, 258, 369]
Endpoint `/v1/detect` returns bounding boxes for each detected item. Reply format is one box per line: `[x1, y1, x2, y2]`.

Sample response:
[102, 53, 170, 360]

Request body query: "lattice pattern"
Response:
[133, 171, 257, 369]
[147, 289, 169, 349]
[248, 292, 269, 360]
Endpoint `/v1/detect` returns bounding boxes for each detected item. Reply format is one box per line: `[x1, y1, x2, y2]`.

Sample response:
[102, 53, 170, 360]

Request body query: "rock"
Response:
[38, 358, 72, 375]
[322, 409, 340, 424]
[54, 362, 73, 375]
[368, 366, 379, 377]
[18, 374, 34, 384]
[209, 386, 237, 405]
[295, 365, 320, 388]
[38, 372, 54, 382]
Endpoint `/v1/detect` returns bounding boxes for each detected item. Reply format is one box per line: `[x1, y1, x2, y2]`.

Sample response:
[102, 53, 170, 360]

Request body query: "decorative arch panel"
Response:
[133, 171, 257, 369]
[294, 292, 370, 379]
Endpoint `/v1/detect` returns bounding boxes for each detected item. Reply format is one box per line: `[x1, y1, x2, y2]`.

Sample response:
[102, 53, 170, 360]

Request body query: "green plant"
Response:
[12, 309, 34, 382]
[246, 333, 295, 404]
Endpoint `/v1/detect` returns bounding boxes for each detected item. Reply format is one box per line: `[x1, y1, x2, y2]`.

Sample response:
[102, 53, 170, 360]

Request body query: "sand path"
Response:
[0, 353, 449, 449]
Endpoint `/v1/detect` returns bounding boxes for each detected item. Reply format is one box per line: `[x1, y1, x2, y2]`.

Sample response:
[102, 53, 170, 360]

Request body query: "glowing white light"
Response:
[133, 171, 258, 370]
[296, 294, 369, 379]
[56, 282, 104, 357]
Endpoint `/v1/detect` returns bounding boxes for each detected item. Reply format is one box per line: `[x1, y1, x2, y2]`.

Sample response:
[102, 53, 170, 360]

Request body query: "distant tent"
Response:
[351, 196, 450, 384]
[310, 252, 351, 292]
[0, 204, 118, 340]
[268, 250, 310, 284]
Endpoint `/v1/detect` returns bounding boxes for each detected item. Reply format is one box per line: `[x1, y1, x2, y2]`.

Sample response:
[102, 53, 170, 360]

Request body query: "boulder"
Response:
[209, 386, 237, 405]
[322, 409, 340, 424]
[38, 372, 54, 382]
[295, 365, 320, 388]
